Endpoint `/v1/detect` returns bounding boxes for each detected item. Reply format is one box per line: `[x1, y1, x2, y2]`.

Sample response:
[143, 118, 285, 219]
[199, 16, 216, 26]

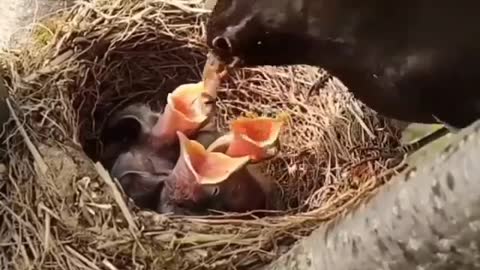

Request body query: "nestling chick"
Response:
[103, 80, 219, 210]
[148, 82, 217, 149]
[202, 163, 278, 213]
[202, 115, 286, 213]
[207, 115, 285, 162]
[100, 104, 161, 170]
[157, 131, 251, 214]
[110, 146, 173, 210]
[103, 53, 224, 168]
[158, 114, 285, 214]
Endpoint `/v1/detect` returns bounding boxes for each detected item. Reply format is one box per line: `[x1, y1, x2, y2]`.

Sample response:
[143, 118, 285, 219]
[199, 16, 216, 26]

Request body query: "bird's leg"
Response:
[397, 126, 450, 154]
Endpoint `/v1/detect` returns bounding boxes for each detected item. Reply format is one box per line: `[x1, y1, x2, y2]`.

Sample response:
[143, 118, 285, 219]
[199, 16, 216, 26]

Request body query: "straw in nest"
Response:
[0, 0, 407, 269]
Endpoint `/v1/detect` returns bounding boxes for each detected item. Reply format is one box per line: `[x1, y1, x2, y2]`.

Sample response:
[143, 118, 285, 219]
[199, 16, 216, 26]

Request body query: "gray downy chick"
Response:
[197, 116, 286, 214]
[157, 131, 251, 215]
[104, 91, 217, 212]
[103, 104, 179, 210]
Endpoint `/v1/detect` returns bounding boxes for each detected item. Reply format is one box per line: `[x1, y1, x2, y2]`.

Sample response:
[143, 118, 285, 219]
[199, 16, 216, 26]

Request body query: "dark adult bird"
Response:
[205, 0, 480, 131]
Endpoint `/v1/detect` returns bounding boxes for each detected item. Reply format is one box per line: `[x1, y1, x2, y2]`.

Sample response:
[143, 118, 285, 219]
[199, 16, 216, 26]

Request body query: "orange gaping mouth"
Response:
[151, 82, 213, 143]
[207, 115, 285, 162]
[175, 131, 250, 185]
[168, 82, 210, 124]
[231, 117, 283, 147]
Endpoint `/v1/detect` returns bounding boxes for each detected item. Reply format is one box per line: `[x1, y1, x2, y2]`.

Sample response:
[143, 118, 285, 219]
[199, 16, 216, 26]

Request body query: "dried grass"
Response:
[0, 0, 407, 269]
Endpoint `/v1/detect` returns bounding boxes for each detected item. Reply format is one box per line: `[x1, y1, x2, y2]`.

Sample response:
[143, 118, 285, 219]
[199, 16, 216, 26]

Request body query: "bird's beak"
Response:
[175, 131, 250, 186]
[208, 115, 285, 162]
[150, 83, 214, 146]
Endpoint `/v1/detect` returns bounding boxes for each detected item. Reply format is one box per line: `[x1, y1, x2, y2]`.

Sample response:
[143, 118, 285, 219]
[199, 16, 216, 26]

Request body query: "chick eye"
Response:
[211, 186, 220, 197]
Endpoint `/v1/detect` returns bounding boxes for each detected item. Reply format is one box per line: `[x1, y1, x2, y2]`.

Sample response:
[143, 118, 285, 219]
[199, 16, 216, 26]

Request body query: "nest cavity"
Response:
[0, 0, 407, 269]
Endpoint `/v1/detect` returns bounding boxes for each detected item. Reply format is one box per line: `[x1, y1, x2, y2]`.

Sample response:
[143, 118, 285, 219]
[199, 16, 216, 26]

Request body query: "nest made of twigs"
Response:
[0, 0, 407, 269]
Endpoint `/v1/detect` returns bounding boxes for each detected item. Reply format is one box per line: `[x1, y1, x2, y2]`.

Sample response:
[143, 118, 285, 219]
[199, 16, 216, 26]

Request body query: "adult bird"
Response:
[205, 0, 480, 136]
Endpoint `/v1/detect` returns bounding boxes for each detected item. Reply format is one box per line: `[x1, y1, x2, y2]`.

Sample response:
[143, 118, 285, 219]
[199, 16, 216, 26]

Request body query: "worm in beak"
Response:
[202, 52, 229, 98]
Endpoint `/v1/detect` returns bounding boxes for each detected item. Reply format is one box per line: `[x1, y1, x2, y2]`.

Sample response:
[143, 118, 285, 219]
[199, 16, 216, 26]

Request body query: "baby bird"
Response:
[158, 115, 285, 214]
[203, 115, 286, 213]
[100, 104, 172, 170]
[157, 131, 251, 214]
[103, 81, 218, 210]
[202, 164, 278, 214]
[110, 146, 173, 210]
[103, 52, 225, 168]
[207, 116, 284, 162]
[149, 82, 216, 149]
[102, 55, 228, 212]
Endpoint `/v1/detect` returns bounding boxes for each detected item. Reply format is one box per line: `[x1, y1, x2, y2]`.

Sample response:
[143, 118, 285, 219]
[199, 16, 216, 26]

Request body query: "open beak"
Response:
[174, 131, 250, 186]
[150, 83, 215, 146]
[208, 116, 284, 162]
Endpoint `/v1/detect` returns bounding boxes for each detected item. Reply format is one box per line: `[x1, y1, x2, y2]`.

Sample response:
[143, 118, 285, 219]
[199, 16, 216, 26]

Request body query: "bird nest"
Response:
[0, 0, 407, 269]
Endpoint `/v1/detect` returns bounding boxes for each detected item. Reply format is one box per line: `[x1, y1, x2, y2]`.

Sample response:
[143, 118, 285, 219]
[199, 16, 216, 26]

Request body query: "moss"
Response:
[32, 18, 64, 46]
